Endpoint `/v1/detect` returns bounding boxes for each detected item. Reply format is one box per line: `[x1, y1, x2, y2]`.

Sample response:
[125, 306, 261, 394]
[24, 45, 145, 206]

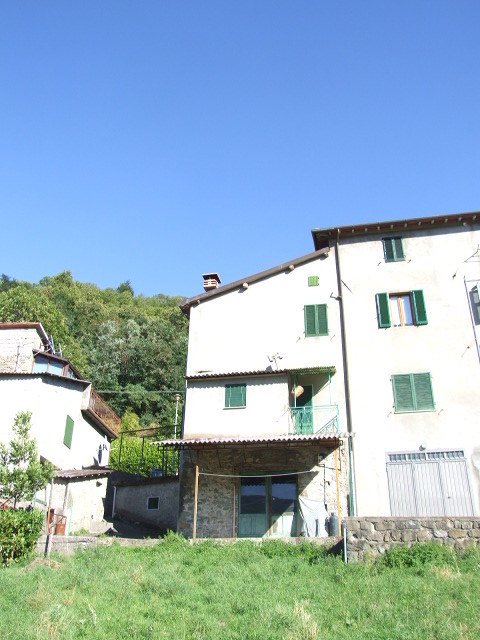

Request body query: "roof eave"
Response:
[180, 247, 330, 314]
[311, 210, 480, 249]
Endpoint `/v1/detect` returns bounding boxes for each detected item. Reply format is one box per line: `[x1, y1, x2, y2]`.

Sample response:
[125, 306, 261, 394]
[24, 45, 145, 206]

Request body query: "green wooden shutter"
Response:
[304, 305, 317, 336]
[316, 304, 328, 335]
[412, 373, 434, 410]
[225, 384, 246, 407]
[412, 290, 428, 325]
[383, 238, 395, 261]
[63, 415, 74, 448]
[375, 293, 391, 328]
[392, 375, 415, 412]
[383, 237, 404, 261]
[308, 275, 319, 287]
[393, 237, 404, 260]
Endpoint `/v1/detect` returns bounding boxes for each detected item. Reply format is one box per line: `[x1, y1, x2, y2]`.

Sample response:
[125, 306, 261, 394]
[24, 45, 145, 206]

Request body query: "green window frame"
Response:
[307, 275, 319, 287]
[63, 415, 74, 448]
[225, 384, 246, 408]
[391, 373, 435, 412]
[375, 290, 427, 328]
[304, 304, 328, 337]
[382, 237, 405, 262]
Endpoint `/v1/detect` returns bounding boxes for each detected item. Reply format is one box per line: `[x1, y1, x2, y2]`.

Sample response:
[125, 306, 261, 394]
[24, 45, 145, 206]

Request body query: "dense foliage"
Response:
[0, 272, 188, 436]
[0, 412, 55, 508]
[0, 508, 44, 565]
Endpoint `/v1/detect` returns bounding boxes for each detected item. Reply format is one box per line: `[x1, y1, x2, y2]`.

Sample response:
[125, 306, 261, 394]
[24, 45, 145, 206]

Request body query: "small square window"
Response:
[307, 276, 319, 287]
[225, 384, 246, 408]
[147, 497, 159, 510]
[382, 237, 405, 262]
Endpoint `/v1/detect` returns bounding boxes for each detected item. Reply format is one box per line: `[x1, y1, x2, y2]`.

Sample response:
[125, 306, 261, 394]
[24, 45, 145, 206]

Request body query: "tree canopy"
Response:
[0, 273, 188, 436]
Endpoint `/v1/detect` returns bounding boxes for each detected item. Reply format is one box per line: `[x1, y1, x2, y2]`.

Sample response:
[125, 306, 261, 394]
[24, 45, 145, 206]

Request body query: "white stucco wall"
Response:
[338, 224, 480, 516]
[183, 256, 347, 439]
[0, 376, 111, 470]
[186, 255, 341, 375]
[51, 477, 109, 534]
[0, 327, 42, 373]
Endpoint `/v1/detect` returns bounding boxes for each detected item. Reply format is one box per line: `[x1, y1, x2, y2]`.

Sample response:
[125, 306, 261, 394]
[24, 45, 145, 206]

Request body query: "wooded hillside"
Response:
[0, 273, 188, 437]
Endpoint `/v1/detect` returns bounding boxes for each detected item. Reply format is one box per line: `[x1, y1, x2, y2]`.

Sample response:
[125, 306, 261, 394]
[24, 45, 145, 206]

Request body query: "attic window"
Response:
[308, 276, 319, 287]
[33, 355, 65, 376]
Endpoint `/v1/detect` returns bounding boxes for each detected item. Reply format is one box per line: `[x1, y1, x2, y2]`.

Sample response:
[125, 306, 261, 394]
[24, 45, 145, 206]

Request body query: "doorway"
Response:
[238, 475, 297, 537]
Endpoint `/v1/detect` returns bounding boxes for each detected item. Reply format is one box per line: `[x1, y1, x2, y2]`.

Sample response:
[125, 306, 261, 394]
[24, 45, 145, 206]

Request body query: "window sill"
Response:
[393, 408, 435, 414]
[224, 406, 246, 410]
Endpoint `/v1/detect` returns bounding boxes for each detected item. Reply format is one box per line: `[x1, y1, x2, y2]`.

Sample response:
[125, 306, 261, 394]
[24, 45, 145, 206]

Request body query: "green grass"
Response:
[1, 538, 479, 640]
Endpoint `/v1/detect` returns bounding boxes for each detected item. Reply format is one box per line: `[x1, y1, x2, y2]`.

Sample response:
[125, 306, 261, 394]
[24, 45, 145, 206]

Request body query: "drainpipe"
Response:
[333, 230, 358, 516]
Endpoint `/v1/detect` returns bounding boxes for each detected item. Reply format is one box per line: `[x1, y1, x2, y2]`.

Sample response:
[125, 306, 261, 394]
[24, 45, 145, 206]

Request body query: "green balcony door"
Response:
[294, 385, 313, 434]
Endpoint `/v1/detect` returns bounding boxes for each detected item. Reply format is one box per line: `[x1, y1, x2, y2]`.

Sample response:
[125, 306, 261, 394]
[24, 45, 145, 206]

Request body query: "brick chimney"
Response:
[202, 272, 221, 292]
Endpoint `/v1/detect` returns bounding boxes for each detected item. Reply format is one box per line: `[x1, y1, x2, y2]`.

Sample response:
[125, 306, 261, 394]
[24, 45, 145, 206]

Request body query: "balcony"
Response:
[288, 404, 339, 436]
[87, 390, 121, 436]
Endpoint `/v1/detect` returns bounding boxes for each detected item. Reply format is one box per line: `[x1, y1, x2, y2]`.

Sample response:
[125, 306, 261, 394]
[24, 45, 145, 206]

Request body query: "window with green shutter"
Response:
[304, 304, 328, 336]
[376, 293, 391, 328]
[391, 373, 434, 412]
[225, 384, 246, 408]
[307, 276, 319, 287]
[382, 237, 405, 262]
[376, 290, 428, 328]
[63, 415, 74, 448]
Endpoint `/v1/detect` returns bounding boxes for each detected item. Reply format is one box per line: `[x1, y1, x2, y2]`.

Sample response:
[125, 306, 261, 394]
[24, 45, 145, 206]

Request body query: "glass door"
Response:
[238, 477, 268, 537]
[238, 475, 298, 537]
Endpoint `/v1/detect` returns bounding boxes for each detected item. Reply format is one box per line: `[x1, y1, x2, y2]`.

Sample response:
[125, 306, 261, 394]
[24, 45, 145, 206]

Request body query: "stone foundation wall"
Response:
[177, 442, 349, 538]
[345, 517, 480, 562]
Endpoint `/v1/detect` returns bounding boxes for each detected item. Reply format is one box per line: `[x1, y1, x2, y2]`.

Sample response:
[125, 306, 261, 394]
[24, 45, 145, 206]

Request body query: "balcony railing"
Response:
[88, 390, 121, 436]
[288, 404, 339, 436]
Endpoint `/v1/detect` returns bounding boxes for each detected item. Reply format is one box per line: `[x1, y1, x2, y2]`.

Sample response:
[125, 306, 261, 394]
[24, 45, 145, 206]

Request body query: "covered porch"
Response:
[159, 433, 349, 539]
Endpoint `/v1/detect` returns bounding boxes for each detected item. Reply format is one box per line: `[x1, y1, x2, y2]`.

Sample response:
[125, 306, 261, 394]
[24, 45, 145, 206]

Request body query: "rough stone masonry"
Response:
[346, 516, 480, 562]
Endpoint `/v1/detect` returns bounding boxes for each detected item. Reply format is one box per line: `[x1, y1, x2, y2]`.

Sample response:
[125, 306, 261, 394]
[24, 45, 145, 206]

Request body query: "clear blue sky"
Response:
[2, 2, 480, 297]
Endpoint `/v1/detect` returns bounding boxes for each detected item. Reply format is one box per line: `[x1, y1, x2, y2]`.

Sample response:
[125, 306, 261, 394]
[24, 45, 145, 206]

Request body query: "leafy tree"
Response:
[117, 280, 134, 295]
[0, 412, 55, 508]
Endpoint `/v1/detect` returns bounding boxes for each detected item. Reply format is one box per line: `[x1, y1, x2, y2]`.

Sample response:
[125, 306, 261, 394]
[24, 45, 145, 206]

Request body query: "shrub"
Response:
[0, 509, 43, 566]
[380, 542, 457, 570]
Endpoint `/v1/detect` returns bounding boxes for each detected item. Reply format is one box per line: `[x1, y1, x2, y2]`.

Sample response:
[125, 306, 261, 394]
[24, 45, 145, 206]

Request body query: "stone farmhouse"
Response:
[157, 210, 480, 539]
[0, 322, 120, 533]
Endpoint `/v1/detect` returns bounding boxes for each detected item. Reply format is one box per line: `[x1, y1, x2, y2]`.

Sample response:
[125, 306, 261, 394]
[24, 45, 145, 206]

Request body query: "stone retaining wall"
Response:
[36, 535, 161, 556]
[345, 517, 480, 562]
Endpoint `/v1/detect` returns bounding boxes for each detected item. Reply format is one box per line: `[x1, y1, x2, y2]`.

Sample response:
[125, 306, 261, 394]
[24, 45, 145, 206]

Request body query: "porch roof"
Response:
[153, 433, 345, 448]
[186, 365, 336, 381]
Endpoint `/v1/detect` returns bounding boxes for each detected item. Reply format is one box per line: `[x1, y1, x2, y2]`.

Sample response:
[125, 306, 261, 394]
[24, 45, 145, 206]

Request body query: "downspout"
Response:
[333, 230, 358, 516]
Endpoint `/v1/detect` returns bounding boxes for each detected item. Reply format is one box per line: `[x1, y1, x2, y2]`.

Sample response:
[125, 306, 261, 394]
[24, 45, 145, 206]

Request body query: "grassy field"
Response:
[1, 537, 479, 640]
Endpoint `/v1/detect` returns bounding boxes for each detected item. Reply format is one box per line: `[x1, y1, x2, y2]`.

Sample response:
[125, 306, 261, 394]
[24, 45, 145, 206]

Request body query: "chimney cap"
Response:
[202, 272, 221, 292]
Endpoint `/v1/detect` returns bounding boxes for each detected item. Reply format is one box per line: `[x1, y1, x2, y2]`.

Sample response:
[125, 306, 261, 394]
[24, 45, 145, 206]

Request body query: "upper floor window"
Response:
[382, 237, 404, 262]
[469, 285, 480, 325]
[391, 373, 435, 412]
[304, 304, 328, 337]
[376, 291, 427, 328]
[225, 384, 246, 408]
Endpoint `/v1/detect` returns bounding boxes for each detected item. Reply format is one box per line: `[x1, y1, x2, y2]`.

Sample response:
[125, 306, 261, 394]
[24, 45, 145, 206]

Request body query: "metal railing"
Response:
[89, 390, 121, 435]
[288, 404, 339, 435]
